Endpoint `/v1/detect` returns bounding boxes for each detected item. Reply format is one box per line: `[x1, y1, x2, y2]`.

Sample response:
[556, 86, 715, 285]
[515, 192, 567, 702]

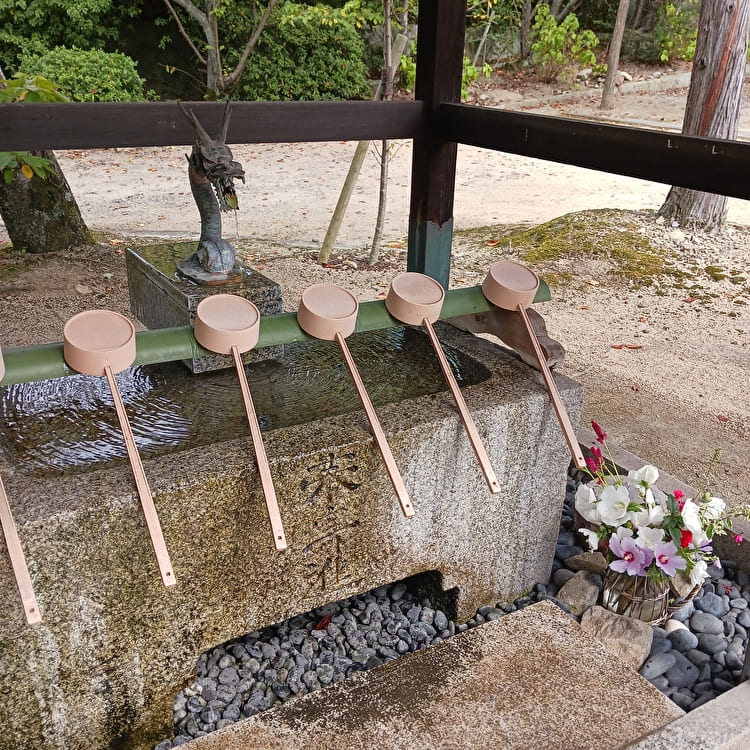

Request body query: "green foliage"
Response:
[235, 4, 370, 101]
[398, 42, 491, 102]
[461, 57, 493, 99]
[0, 72, 68, 103]
[530, 4, 598, 83]
[0, 0, 141, 74]
[0, 151, 56, 183]
[0, 74, 64, 183]
[20, 47, 145, 102]
[655, 2, 698, 63]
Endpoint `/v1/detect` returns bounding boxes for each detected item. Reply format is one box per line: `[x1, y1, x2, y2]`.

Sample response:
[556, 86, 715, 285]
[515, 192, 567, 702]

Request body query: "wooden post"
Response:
[407, 0, 466, 289]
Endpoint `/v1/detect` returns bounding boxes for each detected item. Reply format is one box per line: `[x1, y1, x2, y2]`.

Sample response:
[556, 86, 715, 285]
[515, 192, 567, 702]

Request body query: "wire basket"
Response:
[601, 569, 670, 626]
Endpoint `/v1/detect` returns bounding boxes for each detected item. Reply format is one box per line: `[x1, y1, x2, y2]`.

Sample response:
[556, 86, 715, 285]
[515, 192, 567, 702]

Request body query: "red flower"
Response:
[680, 529, 693, 548]
[673, 489, 684, 500]
[591, 420, 607, 444]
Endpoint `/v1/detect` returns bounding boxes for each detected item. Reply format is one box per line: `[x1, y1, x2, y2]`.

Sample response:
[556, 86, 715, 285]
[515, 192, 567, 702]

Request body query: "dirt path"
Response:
[1, 68, 749, 507]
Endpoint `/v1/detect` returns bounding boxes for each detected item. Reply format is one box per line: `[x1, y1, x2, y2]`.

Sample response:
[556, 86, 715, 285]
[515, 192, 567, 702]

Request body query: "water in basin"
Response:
[0, 327, 490, 476]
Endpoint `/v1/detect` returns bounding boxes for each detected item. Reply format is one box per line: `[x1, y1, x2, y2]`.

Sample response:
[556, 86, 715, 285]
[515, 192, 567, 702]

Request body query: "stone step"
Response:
[185, 601, 683, 750]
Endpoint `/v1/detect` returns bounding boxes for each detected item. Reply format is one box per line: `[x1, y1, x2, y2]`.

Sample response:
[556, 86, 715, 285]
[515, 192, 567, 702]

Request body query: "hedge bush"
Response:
[19, 46, 145, 102]
[235, 4, 370, 101]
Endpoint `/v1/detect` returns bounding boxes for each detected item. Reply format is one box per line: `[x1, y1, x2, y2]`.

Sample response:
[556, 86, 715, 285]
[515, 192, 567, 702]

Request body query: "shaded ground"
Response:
[1, 63, 748, 507]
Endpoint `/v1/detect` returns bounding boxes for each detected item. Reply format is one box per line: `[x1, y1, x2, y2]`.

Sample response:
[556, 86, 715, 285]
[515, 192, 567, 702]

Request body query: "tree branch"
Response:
[224, 0, 279, 88]
[164, 0, 208, 65]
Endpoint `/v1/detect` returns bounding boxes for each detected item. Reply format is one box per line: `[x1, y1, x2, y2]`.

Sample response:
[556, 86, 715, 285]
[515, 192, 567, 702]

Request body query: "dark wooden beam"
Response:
[0, 100, 425, 151]
[408, 0, 467, 288]
[437, 104, 750, 201]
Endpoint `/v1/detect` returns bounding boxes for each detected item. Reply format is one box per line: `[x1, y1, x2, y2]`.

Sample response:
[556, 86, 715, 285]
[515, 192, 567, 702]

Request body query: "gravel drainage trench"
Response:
[155, 469, 750, 748]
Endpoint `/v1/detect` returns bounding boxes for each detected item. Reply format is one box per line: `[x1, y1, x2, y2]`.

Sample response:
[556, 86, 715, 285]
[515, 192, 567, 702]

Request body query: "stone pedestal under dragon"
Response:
[177, 101, 247, 284]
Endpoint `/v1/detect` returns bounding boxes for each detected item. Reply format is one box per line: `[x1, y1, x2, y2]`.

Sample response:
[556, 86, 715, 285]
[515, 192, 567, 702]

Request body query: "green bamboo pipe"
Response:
[0, 282, 550, 386]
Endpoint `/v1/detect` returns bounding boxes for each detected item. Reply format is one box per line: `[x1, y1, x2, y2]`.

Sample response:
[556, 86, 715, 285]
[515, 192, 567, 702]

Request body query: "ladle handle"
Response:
[0, 475, 41, 625]
[104, 366, 176, 587]
[231, 347, 287, 551]
[516, 306, 587, 470]
[423, 320, 501, 494]
[335, 333, 414, 518]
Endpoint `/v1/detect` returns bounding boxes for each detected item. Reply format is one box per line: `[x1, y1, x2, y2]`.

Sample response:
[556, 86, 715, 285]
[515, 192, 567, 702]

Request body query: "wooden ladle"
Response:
[297, 283, 414, 518]
[482, 261, 586, 470]
[386, 272, 500, 494]
[194, 294, 287, 551]
[63, 309, 176, 586]
[0, 345, 42, 625]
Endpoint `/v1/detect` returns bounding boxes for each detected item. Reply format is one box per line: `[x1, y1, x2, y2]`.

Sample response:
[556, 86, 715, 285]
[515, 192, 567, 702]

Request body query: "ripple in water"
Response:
[0, 328, 490, 476]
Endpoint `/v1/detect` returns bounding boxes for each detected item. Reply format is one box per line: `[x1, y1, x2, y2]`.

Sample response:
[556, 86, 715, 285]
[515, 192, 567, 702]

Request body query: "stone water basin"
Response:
[0, 324, 582, 750]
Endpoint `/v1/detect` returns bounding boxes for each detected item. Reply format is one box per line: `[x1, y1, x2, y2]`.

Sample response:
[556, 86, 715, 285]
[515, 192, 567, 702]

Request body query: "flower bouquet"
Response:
[575, 421, 750, 625]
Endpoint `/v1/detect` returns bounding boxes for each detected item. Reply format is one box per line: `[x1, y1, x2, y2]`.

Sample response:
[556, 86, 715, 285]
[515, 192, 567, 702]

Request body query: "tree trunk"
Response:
[658, 0, 750, 230]
[601, 0, 631, 110]
[0, 151, 90, 253]
[520, 1, 534, 61]
[370, 0, 393, 265]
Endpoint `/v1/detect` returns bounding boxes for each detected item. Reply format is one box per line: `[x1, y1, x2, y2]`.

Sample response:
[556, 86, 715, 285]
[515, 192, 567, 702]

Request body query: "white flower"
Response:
[680, 499, 703, 535]
[636, 526, 665, 549]
[579, 528, 599, 551]
[702, 495, 726, 520]
[613, 525, 634, 540]
[627, 464, 660, 488]
[689, 558, 708, 585]
[575, 484, 601, 524]
[598, 484, 631, 526]
[631, 488, 666, 527]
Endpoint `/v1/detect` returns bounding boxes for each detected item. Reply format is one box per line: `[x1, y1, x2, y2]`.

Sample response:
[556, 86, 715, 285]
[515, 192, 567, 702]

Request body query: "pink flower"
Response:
[586, 445, 604, 474]
[734, 533, 744, 544]
[591, 421, 607, 444]
[672, 489, 686, 510]
[609, 536, 649, 576]
[653, 540, 687, 577]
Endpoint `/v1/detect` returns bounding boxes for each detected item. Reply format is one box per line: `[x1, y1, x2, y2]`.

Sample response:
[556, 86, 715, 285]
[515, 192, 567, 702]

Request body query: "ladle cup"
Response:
[63, 310, 176, 586]
[194, 294, 287, 551]
[386, 272, 500, 494]
[0, 345, 42, 625]
[297, 284, 413, 518]
[482, 261, 586, 470]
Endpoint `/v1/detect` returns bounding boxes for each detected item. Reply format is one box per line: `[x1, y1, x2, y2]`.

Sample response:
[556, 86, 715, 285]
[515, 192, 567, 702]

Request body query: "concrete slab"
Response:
[625, 681, 750, 750]
[186, 601, 683, 750]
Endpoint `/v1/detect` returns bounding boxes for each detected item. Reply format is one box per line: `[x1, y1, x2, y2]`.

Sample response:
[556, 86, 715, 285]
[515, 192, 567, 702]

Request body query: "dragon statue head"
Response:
[178, 101, 245, 211]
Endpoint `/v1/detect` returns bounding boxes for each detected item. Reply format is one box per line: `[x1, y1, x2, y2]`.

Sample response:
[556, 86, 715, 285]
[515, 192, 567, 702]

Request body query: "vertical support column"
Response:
[407, 0, 467, 289]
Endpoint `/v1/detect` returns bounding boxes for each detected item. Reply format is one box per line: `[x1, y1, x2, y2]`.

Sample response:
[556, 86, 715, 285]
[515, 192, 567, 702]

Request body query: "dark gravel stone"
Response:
[697, 633, 728, 655]
[664, 652, 699, 688]
[641, 652, 677, 680]
[694, 593, 729, 618]
[668, 628, 699, 652]
[690, 612, 724, 635]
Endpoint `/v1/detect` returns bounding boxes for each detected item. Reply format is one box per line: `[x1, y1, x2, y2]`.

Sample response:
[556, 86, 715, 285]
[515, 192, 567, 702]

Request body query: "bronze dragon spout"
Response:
[177, 101, 246, 283]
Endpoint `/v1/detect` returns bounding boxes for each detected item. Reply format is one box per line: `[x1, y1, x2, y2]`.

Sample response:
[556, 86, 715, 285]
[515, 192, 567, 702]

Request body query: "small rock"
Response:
[664, 652, 700, 689]
[669, 628, 700, 652]
[581, 606, 653, 670]
[690, 611, 724, 635]
[558, 571, 601, 616]
[641, 651, 677, 679]
[697, 633, 727, 654]
[390, 583, 407, 601]
[565, 552, 607, 575]
[694, 592, 729, 617]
